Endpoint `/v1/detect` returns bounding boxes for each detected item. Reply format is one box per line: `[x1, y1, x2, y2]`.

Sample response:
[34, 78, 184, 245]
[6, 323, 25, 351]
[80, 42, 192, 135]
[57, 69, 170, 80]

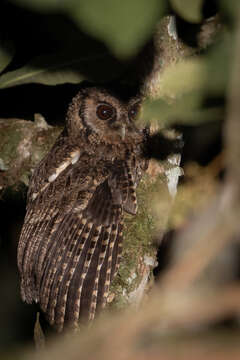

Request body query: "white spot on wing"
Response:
[71, 150, 80, 164]
[47, 149, 80, 183]
[32, 149, 81, 201]
[48, 173, 58, 182]
[32, 193, 38, 200]
[58, 161, 70, 172]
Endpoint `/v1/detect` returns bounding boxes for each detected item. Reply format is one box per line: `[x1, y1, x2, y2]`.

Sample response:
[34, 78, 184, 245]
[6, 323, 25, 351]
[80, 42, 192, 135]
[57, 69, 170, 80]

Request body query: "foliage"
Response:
[0, 0, 235, 128]
[0, 0, 166, 87]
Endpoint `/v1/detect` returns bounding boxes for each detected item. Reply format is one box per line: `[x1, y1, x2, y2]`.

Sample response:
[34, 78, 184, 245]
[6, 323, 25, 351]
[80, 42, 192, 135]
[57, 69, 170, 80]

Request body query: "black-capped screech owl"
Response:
[17, 81, 149, 332]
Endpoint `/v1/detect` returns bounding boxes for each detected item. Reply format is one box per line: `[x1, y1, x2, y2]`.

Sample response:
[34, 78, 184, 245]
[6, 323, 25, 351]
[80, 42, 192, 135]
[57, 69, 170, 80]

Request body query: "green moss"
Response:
[0, 123, 23, 167]
[109, 174, 166, 309]
[31, 126, 62, 166]
[0, 118, 62, 189]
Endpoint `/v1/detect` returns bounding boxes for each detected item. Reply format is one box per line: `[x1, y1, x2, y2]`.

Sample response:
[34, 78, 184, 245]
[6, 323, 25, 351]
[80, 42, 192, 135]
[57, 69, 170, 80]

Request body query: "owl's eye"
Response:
[96, 104, 114, 120]
[128, 103, 141, 121]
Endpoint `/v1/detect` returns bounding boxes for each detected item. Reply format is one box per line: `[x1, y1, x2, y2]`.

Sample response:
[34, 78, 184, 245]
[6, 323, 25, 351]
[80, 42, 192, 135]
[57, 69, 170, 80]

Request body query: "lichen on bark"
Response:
[109, 175, 158, 310]
[0, 116, 61, 190]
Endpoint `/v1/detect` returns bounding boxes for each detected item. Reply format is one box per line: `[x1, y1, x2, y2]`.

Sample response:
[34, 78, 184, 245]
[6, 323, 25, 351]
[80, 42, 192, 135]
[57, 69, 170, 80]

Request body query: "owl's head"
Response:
[66, 82, 144, 144]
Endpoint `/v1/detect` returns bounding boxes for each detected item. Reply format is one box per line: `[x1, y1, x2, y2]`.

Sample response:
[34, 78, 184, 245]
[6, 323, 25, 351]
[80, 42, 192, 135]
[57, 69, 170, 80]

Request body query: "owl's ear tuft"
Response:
[66, 81, 107, 135]
[66, 81, 95, 134]
[66, 91, 85, 134]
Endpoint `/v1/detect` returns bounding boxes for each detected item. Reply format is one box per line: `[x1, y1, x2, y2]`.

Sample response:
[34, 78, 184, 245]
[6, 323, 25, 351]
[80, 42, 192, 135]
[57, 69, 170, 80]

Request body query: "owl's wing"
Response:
[18, 141, 125, 331]
[111, 155, 148, 216]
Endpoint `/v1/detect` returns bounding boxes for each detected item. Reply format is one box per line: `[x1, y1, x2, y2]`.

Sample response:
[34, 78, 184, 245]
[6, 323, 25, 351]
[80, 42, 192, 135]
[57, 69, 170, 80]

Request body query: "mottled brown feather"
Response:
[17, 83, 148, 331]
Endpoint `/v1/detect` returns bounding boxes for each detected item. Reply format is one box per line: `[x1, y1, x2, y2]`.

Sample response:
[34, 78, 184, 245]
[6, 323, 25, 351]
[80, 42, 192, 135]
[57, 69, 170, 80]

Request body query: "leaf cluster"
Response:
[0, 0, 237, 129]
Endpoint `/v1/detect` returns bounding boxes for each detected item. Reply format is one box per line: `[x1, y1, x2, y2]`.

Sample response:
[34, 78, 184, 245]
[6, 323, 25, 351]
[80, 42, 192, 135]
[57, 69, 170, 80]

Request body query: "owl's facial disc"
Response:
[78, 91, 143, 144]
[95, 101, 127, 140]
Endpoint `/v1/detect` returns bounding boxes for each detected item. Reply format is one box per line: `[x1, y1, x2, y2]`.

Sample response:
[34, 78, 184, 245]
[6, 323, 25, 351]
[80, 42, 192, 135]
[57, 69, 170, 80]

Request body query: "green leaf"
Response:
[220, 0, 240, 22]
[143, 92, 201, 126]
[0, 52, 125, 88]
[10, 0, 166, 58]
[69, 0, 165, 58]
[142, 92, 222, 127]
[205, 33, 232, 94]
[157, 58, 207, 99]
[170, 0, 203, 23]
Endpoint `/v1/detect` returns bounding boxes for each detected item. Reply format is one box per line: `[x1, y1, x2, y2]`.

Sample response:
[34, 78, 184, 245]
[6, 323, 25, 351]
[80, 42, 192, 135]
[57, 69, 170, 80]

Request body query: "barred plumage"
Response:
[17, 81, 148, 331]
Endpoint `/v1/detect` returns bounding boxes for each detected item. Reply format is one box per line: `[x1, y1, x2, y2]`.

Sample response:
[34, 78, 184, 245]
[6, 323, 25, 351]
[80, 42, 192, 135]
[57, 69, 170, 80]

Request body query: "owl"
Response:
[17, 81, 149, 332]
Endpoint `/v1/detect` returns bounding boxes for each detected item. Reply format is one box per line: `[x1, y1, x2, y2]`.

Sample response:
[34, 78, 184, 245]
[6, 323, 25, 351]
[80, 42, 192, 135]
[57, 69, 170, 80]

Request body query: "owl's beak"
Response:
[121, 125, 126, 140]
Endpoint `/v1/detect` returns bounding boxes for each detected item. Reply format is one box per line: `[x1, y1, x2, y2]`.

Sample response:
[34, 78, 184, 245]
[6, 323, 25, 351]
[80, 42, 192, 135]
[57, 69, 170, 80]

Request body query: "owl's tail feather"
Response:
[34, 213, 123, 331]
[18, 203, 59, 304]
[58, 220, 123, 331]
[37, 212, 79, 311]
[88, 222, 119, 321]
[39, 215, 89, 320]
[97, 221, 124, 311]
[110, 221, 124, 282]
[67, 224, 112, 328]
[50, 220, 100, 330]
